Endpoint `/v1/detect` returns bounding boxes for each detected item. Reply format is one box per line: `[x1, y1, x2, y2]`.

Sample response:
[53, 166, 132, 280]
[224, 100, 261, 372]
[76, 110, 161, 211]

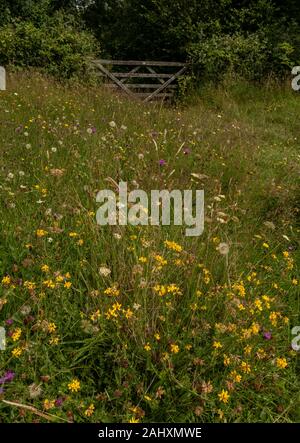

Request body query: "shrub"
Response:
[0, 13, 100, 79]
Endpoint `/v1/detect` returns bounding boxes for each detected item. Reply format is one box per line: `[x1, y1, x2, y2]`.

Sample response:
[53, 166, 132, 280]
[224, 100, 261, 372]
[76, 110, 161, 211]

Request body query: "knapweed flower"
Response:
[218, 389, 230, 403]
[159, 159, 166, 166]
[263, 331, 272, 340]
[68, 378, 81, 392]
[0, 370, 15, 385]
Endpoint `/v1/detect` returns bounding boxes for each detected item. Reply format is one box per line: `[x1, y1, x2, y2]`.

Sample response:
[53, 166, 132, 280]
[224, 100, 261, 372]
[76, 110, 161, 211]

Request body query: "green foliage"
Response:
[0, 13, 100, 79]
[189, 33, 293, 80]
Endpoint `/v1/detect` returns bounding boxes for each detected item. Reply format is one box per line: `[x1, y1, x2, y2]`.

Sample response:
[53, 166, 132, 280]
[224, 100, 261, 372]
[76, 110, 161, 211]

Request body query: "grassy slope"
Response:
[0, 72, 299, 423]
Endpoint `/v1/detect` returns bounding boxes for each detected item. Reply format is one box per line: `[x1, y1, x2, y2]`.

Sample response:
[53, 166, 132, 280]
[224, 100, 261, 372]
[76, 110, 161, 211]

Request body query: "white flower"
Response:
[121, 125, 127, 130]
[109, 121, 116, 128]
[51, 147, 57, 153]
[216, 242, 230, 255]
[26, 143, 31, 149]
[113, 233, 122, 240]
[99, 266, 111, 277]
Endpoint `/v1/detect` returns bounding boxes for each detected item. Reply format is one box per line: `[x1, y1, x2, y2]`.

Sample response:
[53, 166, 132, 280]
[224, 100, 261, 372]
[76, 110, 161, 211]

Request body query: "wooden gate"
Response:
[92, 59, 187, 102]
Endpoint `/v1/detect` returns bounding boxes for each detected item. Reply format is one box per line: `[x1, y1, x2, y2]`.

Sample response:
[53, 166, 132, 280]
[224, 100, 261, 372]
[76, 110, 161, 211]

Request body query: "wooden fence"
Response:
[92, 59, 187, 102]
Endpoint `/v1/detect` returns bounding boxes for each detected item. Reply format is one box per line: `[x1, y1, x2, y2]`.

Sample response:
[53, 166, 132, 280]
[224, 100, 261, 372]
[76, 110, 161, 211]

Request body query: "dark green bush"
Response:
[0, 13, 100, 79]
[187, 33, 296, 81]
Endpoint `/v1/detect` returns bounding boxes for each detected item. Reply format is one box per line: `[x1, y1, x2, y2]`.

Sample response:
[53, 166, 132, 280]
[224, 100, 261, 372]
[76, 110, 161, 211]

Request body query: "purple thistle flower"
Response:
[55, 397, 64, 407]
[159, 159, 166, 166]
[5, 319, 13, 325]
[0, 370, 15, 384]
[263, 331, 272, 340]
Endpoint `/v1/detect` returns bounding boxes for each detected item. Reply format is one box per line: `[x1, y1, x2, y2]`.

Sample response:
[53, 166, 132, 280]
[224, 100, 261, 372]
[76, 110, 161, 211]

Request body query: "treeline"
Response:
[0, 0, 299, 81]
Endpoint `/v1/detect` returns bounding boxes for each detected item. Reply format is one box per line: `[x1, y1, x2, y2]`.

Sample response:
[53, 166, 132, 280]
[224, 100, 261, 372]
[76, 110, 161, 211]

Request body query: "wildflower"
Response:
[49, 337, 59, 345]
[223, 354, 231, 366]
[276, 357, 288, 369]
[159, 159, 166, 166]
[104, 286, 120, 297]
[84, 403, 95, 417]
[164, 240, 182, 252]
[90, 310, 100, 322]
[216, 242, 229, 255]
[124, 308, 133, 319]
[68, 379, 81, 392]
[213, 341, 222, 349]
[129, 417, 140, 423]
[1, 276, 11, 285]
[11, 347, 23, 358]
[41, 264, 49, 273]
[69, 232, 78, 238]
[11, 328, 22, 342]
[144, 343, 151, 352]
[229, 370, 242, 383]
[0, 370, 15, 385]
[218, 389, 230, 403]
[138, 256, 147, 263]
[36, 229, 48, 237]
[64, 281, 72, 289]
[99, 266, 111, 277]
[44, 399, 55, 410]
[29, 383, 42, 399]
[240, 361, 251, 374]
[263, 331, 272, 340]
[47, 323, 57, 334]
[170, 343, 180, 354]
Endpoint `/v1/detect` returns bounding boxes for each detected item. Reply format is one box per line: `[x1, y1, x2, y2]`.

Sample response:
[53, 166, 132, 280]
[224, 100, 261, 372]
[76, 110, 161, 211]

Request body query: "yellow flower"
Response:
[36, 229, 48, 237]
[64, 281, 72, 289]
[41, 264, 50, 272]
[69, 232, 78, 237]
[1, 276, 11, 285]
[104, 286, 120, 297]
[213, 341, 222, 349]
[68, 378, 81, 392]
[170, 343, 180, 354]
[223, 354, 230, 366]
[47, 322, 57, 333]
[44, 399, 55, 410]
[262, 242, 269, 248]
[144, 343, 151, 352]
[154, 333, 160, 341]
[276, 357, 288, 369]
[11, 327, 22, 342]
[84, 403, 95, 417]
[128, 417, 140, 423]
[218, 389, 230, 403]
[12, 347, 23, 357]
[164, 240, 182, 252]
[138, 256, 147, 263]
[240, 361, 251, 373]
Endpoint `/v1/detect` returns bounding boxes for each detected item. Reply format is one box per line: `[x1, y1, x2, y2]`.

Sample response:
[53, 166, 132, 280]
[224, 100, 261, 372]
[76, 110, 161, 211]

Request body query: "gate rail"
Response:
[92, 59, 187, 102]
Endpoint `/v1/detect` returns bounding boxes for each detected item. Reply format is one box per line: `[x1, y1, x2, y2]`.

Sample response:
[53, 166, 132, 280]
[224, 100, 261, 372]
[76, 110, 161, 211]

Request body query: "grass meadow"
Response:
[0, 72, 299, 423]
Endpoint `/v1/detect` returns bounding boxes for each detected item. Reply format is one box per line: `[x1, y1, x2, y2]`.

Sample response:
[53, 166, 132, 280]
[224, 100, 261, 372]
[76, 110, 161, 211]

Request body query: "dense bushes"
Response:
[0, 13, 99, 79]
[0, 0, 299, 83]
